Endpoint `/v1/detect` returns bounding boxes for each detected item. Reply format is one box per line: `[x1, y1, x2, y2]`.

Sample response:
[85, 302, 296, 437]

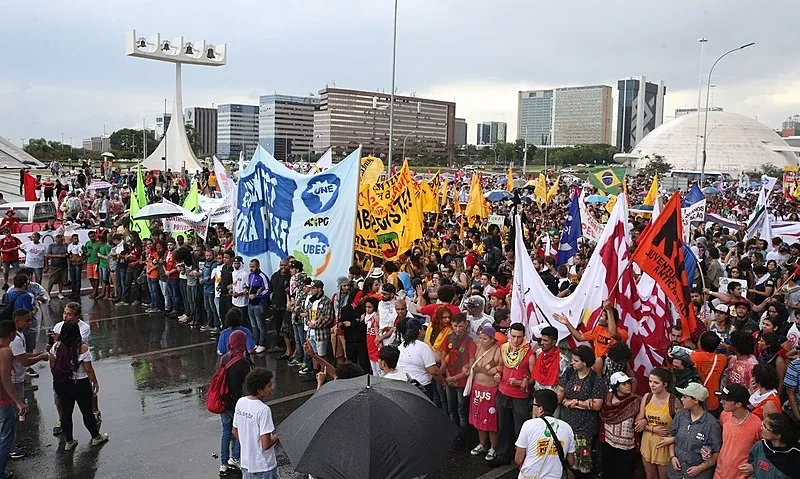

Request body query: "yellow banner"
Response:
[360, 155, 384, 185]
[355, 162, 425, 260]
[420, 172, 441, 213]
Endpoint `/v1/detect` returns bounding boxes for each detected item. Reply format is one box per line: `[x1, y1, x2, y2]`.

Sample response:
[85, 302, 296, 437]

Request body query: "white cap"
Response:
[610, 371, 633, 386]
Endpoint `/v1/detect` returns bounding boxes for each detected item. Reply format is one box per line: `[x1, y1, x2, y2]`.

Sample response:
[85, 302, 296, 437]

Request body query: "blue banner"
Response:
[235, 146, 361, 295]
[556, 193, 582, 266]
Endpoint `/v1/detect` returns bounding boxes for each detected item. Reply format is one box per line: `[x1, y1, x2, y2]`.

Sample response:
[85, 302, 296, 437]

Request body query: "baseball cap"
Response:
[715, 384, 750, 405]
[489, 287, 508, 299]
[610, 371, 633, 386]
[714, 304, 729, 314]
[381, 283, 397, 294]
[676, 383, 709, 401]
[480, 325, 496, 338]
[406, 318, 424, 332]
[311, 280, 324, 289]
[465, 295, 484, 308]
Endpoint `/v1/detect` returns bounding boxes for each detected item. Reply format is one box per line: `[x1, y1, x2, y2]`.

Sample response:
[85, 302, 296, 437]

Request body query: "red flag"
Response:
[631, 191, 697, 341]
[23, 172, 37, 201]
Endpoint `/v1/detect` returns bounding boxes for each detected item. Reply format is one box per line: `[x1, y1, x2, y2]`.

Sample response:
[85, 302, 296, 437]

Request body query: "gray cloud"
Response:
[1, 0, 798, 144]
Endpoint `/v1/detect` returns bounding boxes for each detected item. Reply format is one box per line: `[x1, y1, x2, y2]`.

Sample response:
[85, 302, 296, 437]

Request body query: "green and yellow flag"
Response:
[129, 163, 150, 239]
[588, 167, 626, 195]
[643, 174, 659, 206]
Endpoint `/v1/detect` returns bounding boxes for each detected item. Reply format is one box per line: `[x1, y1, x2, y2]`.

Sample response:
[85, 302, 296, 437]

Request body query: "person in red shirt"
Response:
[43, 178, 55, 202]
[0, 229, 21, 288]
[164, 239, 181, 317]
[0, 211, 20, 235]
[441, 313, 477, 451]
[488, 322, 535, 466]
[418, 284, 461, 318]
[554, 300, 628, 362]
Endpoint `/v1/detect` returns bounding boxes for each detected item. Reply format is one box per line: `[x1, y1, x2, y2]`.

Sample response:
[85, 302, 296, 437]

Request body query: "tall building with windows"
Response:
[476, 122, 507, 145]
[313, 88, 456, 160]
[216, 104, 259, 159]
[517, 90, 553, 145]
[184, 107, 217, 157]
[551, 85, 613, 146]
[81, 136, 111, 152]
[258, 94, 319, 161]
[616, 77, 666, 152]
[455, 118, 467, 146]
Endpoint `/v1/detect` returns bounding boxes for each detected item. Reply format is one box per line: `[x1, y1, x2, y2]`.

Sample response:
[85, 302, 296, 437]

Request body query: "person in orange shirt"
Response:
[691, 331, 728, 417]
[554, 300, 628, 360]
[712, 384, 761, 479]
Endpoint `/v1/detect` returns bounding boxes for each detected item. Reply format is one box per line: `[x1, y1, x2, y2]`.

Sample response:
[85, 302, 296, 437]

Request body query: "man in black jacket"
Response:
[268, 259, 291, 355]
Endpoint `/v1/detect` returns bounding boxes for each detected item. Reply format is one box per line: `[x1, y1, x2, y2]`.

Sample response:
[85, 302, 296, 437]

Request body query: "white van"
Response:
[0, 201, 58, 224]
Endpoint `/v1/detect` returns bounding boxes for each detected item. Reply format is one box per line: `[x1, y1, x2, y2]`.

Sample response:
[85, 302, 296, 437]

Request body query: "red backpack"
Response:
[205, 355, 243, 414]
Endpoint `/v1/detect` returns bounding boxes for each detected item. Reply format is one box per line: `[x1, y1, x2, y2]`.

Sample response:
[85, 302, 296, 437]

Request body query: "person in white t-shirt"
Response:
[514, 389, 575, 479]
[397, 319, 442, 398]
[20, 232, 47, 283]
[378, 344, 410, 381]
[233, 368, 279, 479]
[515, 389, 575, 479]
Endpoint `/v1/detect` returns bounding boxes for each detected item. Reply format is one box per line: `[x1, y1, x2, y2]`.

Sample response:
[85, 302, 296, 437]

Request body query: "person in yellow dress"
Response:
[635, 367, 682, 479]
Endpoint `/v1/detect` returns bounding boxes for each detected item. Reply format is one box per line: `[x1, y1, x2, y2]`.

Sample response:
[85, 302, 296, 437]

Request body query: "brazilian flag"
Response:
[588, 167, 626, 195]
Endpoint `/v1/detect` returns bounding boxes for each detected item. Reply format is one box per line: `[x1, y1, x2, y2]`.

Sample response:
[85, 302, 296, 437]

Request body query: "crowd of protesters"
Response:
[4, 159, 800, 479]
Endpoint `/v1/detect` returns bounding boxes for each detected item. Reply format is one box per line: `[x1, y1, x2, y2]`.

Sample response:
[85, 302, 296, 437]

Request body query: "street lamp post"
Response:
[387, 0, 398, 174]
[694, 37, 708, 170]
[701, 42, 755, 185]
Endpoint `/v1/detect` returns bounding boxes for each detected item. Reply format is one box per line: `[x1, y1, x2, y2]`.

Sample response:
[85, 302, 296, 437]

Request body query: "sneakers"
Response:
[208, 327, 220, 334]
[267, 345, 284, 353]
[484, 448, 497, 461]
[254, 345, 266, 354]
[64, 440, 78, 451]
[199, 325, 210, 331]
[470, 444, 488, 456]
[227, 458, 240, 469]
[298, 367, 312, 375]
[53, 421, 62, 436]
[287, 358, 303, 367]
[219, 464, 229, 475]
[58, 294, 65, 299]
[90, 433, 109, 446]
[25, 367, 39, 378]
[9, 446, 26, 458]
[118, 302, 130, 306]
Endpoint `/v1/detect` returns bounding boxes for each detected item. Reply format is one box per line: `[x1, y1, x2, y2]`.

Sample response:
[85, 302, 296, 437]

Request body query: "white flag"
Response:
[213, 156, 235, 197]
[315, 147, 333, 172]
[761, 175, 778, 191]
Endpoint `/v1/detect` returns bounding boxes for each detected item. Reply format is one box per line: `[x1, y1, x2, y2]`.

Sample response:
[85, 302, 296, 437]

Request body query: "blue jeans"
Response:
[220, 410, 240, 465]
[204, 293, 220, 327]
[168, 278, 182, 313]
[248, 305, 264, 347]
[69, 264, 82, 297]
[242, 468, 277, 479]
[445, 386, 468, 430]
[116, 263, 128, 299]
[148, 278, 163, 309]
[292, 323, 306, 361]
[0, 403, 14, 479]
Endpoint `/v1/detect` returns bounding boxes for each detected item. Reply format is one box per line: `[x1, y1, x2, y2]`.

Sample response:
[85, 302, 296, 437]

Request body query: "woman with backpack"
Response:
[216, 330, 253, 476]
[49, 320, 108, 451]
[634, 367, 682, 479]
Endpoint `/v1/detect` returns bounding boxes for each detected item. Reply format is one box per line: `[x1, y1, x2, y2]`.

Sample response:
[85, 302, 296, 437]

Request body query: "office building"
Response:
[674, 107, 723, 118]
[81, 136, 111, 152]
[258, 94, 319, 161]
[184, 107, 217, 157]
[313, 88, 456, 160]
[155, 114, 172, 140]
[455, 118, 467, 146]
[517, 90, 553, 145]
[476, 121, 507, 145]
[551, 85, 613, 146]
[616, 77, 666, 152]
[217, 104, 259, 159]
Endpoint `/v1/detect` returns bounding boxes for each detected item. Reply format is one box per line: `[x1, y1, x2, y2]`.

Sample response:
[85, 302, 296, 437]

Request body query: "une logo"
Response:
[301, 174, 340, 214]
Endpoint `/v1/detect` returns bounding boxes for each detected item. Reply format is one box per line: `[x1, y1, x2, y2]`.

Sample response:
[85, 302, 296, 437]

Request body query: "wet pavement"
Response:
[12, 283, 520, 479]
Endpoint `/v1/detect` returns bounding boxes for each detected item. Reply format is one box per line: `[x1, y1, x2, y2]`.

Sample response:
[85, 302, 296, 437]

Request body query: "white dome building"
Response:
[625, 111, 798, 174]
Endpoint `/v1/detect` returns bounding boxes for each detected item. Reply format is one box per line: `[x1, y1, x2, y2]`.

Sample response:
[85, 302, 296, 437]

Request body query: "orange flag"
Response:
[631, 191, 697, 340]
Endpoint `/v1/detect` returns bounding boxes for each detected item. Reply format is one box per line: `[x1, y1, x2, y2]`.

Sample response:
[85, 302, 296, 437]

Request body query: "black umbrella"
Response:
[277, 375, 459, 479]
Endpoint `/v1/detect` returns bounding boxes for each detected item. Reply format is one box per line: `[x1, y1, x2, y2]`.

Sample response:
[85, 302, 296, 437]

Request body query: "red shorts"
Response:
[86, 263, 99, 280]
[469, 383, 498, 432]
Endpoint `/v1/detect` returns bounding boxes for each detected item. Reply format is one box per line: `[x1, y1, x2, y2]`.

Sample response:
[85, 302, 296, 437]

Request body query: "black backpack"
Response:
[0, 292, 23, 322]
[51, 343, 76, 384]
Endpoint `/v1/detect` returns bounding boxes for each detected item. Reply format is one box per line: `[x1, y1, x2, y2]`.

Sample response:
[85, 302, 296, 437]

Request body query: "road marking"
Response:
[266, 389, 315, 406]
[132, 341, 215, 358]
[474, 465, 516, 479]
[85, 313, 145, 323]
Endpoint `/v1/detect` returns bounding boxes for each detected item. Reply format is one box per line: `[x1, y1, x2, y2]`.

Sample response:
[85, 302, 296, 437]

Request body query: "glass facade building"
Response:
[217, 104, 259, 159]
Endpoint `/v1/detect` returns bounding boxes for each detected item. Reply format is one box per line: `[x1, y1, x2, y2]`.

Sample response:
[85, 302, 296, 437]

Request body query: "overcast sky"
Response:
[1, 0, 799, 148]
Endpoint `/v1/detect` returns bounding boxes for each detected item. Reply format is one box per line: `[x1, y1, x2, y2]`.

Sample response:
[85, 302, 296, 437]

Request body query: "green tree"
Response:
[761, 163, 783, 178]
[109, 128, 160, 159]
[641, 155, 673, 177]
